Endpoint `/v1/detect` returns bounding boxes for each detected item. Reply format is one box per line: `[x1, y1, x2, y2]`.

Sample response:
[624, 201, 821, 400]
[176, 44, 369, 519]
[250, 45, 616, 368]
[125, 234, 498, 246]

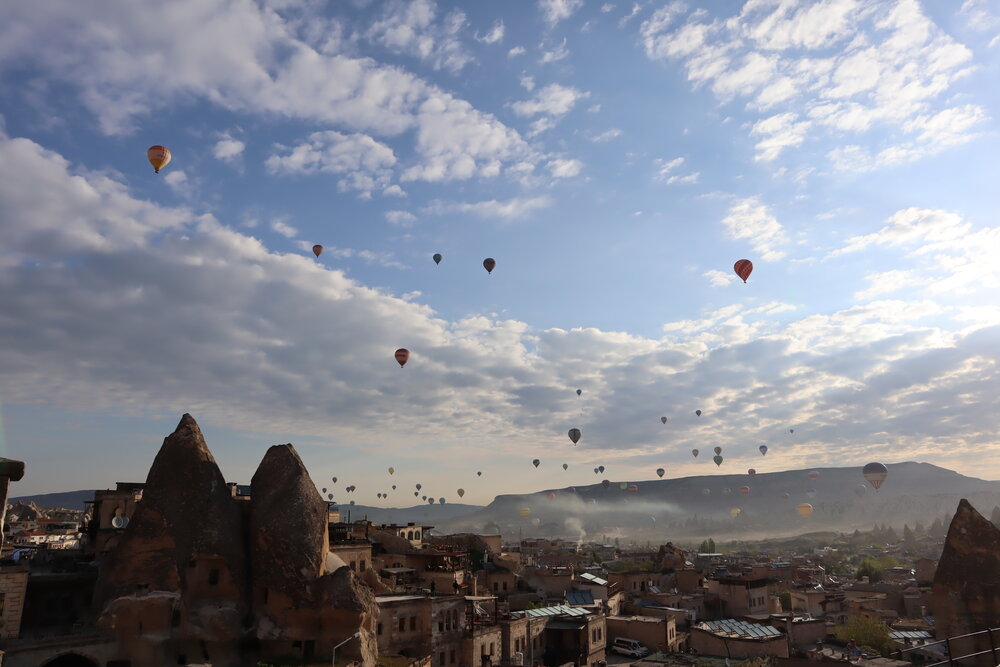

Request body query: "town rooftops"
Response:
[514, 604, 592, 619]
[566, 589, 595, 606]
[888, 630, 933, 641]
[578, 572, 609, 586]
[375, 595, 426, 604]
[697, 619, 783, 640]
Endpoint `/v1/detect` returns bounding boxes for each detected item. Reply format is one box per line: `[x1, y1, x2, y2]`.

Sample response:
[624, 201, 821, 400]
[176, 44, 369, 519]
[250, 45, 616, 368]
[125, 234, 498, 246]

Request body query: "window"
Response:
[0, 592, 5, 616]
[493, 582, 498, 592]
[360, 559, 366, 572]
[489, 642, 494, 655]
[439, 652, 446, 666]
[439, 619, 444, 632]
[377, 623, 383, 635]
[208, 568, 219, 586]
[450, 649, 456, 663]
[399, 617, 406, 632]
[502, 581, 508, 591]
[410, 616, 416, 631]
[350, 561, 356, 571]
[415, 531, 421, 539]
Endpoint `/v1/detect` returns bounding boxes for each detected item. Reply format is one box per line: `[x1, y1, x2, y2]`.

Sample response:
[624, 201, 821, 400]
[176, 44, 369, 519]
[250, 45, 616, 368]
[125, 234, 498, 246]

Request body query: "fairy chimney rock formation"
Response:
[932, 499, 1000, 663]
[95, 413, 248, 617]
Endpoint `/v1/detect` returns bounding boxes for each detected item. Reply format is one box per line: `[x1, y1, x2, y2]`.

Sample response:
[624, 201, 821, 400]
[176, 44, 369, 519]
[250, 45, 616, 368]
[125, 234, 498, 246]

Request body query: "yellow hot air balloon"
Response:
[730, 508, 742, 518]
[519, 507, 532, 518]
[388, 467, 395, 475]
[147, 145, 172, 173]
[796, 503, 813, 518]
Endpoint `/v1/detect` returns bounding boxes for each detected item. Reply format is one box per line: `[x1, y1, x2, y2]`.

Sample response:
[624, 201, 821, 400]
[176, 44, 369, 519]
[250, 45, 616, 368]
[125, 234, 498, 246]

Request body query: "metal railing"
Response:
[896, 627, 1000, 667]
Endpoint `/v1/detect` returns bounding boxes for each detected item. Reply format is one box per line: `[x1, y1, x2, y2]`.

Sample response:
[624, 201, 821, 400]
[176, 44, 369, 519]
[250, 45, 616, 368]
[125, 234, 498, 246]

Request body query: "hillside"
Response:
[9, 489, 96, 510]
[433, 462, 1000, 542]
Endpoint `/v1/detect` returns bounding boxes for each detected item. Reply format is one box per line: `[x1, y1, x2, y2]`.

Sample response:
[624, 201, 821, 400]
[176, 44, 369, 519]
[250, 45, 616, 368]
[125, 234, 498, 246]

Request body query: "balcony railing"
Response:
[896, 627, 1000, 667]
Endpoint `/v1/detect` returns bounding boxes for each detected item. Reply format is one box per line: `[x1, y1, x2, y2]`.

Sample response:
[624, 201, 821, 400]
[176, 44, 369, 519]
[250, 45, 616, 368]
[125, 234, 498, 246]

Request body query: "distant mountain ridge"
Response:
[9, 489, 95, 510]
[433, 461, 1000, 542]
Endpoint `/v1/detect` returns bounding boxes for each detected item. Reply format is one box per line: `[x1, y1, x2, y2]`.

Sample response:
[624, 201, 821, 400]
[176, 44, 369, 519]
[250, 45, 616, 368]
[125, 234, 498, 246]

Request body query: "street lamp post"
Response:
[332, 631, 361, 667]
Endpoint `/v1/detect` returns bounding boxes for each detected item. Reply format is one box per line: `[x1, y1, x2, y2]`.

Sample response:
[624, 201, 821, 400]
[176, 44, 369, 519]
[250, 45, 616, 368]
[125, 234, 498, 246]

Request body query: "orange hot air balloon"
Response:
[740, 486, 750, 496]
[394, 348, 410, 367]
[312, 245, 323, 257]
[734, 259, 753, 283]
[796, 503, 813, 518]
[147, 145, 172, 173]
[483, 258, 496, 274]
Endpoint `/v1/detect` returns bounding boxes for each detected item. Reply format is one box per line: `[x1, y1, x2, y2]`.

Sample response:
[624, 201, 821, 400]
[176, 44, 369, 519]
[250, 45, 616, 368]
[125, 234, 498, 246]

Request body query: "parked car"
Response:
[611, 637, 650, 658]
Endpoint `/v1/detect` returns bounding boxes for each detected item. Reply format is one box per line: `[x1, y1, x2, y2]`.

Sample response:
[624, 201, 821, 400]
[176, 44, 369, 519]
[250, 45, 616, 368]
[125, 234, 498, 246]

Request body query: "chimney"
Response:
[0, 458, 26, 553]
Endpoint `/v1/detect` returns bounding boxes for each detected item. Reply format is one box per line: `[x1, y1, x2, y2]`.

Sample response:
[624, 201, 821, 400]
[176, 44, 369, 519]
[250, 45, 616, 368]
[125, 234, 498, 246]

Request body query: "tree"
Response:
[835, 616, 893, 656]
[856, 559, 883, 583]
[590, 552, 602, 565]
[903, 524, 915, 548]
[779, 590, 791, 612]
[708, 538, 716, 552]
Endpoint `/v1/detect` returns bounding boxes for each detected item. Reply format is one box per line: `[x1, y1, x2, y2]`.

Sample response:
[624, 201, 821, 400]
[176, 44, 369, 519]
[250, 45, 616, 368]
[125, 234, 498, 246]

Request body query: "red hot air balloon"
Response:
[394, 348, 410, 367]
[483, 258, 496, 274]
[312, 245, 323, 257]
[734, 259, 753, 283]
[740, 486, 750, 496]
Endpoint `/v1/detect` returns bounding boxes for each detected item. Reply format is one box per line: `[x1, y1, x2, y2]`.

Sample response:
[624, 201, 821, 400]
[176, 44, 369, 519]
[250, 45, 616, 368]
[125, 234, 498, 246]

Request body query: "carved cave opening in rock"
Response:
[41, 654, 99, 667]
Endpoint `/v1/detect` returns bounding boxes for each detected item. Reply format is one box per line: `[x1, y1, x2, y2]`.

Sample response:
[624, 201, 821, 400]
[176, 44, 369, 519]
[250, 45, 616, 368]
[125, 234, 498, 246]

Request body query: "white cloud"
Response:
[588, 128, 622, 142]
[619, 3, 644, 27]
[266, 131, 397, 197]
[508, 45, 526, 57]
[854, 269, 925, 301]
[539, 38, 570, 63]
[0, 0, 533, 183]
[704, 269, 737, 288]
[383, 184, 407, 197]
[477, 20, 505, 44]
[653, 156, 699, 184]
[539, 0, 583, 26]
[547, 158, 583, 178]
[511, 84, 589, 117]
[601, 3, 616, 13]
[520, 74, 536, 91]
[638, 0, 981, 168]
[270, 218, 298, 238]
[212, 136, 246, 163]
[366, 0, 472, 73]
[425, 196, 553, 220]
[163, 170, 193, 198]
[385, 210, 417, 226]
[720, 197, 788, 261]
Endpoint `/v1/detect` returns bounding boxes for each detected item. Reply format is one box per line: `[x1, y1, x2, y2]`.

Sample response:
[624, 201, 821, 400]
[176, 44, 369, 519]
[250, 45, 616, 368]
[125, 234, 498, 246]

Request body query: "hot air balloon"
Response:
[477, 471, 482, 477]
[734, 259, 753, 283]
[628, 484, 638, 493]
[602, 480, 610, 489]
[789, 429, 794, 434]
[332, 477, 338, 483]
[782, 492, 790, 499]
[594, 467, 599, 474]
[863, 462, 888, 490]
[759, 445, 768, 456]
[429, 498, 435, 504]
[532, 459, 540, 468]
[322, 487, 327, 493]
[350, 500, 355, 506]
[695, 410, 702, 417]
[656, 468, 665, 478]
[328, 493, 333, 500]
[147, 145, 171, 173]
[422, 495, 427, 501]
[713, 455, 724, 467]
[388, 467, 395, 475]
[713, 446, 722, 455]
[661, 416, 668, 424]
[568, 428, 581, 444]
[692, 449, 699, 458]
[416, 483, 422, 490]
[747, 469, 756, 476]
[702, 488, 711, 495]
[414, 491, 419, 496]
[730, 508, 742, 518]
[806, 488, 817, 498]
[547, 492, 556, 501]
[619, 482, 628, 490]
[439, 498, 446, 505]
[854, 484, 867, 498]
[576, 389, 582, 396]
[377, 493, 382, 499]
[807, 471, 820, 481]
[562, 463, 568, 470]
[394, 348, 409, 368]
[740, 486, 750, 496]
[483, 258, 496, 274]
[392, 485, 396, 490]
[723, 488, 732, 495]
[312, 245, 323, 258]
[433, 253, 442, 265]
[519, 507, 532, 518]
[796, 503, 813, 518]
[598, 466, 605, 473]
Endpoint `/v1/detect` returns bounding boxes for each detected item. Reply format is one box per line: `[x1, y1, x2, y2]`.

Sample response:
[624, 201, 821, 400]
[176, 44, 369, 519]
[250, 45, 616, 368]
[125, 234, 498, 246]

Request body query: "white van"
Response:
[611, 637, 650, 658]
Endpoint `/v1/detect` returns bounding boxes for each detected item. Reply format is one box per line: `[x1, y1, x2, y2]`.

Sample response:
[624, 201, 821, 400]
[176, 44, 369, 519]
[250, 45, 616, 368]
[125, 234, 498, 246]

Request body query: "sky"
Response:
[1, 0, 1000, 505]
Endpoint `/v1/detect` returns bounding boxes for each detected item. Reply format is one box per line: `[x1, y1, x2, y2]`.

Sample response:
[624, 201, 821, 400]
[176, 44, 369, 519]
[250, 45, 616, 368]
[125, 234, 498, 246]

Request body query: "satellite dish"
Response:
[111, 516, 128, 529]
